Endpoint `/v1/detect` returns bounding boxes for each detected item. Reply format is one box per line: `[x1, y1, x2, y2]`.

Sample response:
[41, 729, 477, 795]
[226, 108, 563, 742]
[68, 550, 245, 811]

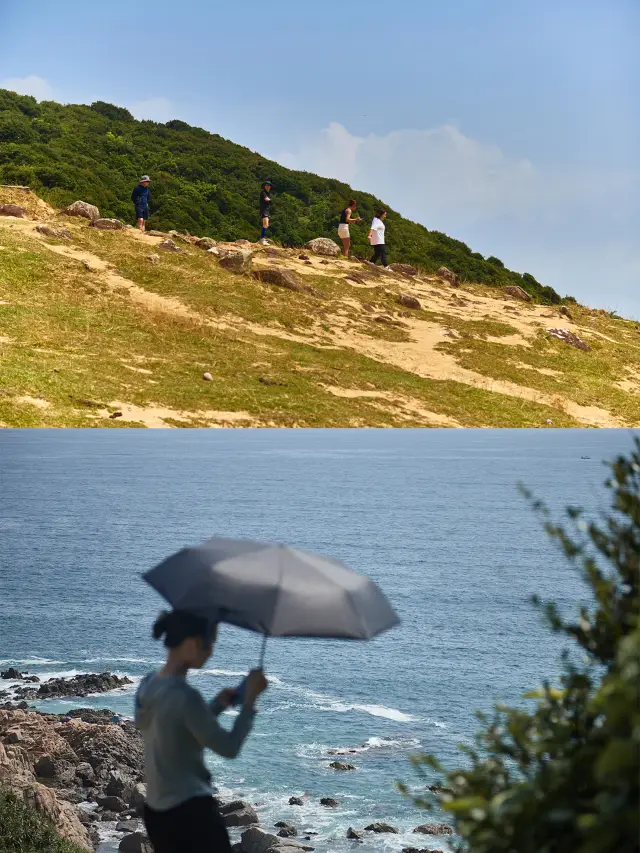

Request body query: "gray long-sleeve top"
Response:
[134, 672, 256, 811]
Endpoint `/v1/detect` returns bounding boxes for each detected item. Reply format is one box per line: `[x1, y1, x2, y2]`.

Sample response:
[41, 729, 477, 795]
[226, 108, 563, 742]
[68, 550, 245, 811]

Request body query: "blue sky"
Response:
[1, 0, 638, 314]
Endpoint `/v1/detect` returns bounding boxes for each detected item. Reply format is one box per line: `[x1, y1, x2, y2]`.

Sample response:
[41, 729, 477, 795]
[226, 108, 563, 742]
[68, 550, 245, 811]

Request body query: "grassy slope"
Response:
[1, 202, 638, 428]
[0, 790, 87, 853]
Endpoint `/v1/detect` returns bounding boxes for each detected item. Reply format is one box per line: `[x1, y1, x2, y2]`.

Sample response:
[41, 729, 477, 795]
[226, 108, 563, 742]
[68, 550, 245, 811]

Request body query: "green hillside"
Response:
[0, 88, 563, 303]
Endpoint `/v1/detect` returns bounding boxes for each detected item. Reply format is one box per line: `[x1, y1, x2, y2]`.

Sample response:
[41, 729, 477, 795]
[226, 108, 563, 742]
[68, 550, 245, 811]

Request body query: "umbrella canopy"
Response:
[143, 536, 399, 640]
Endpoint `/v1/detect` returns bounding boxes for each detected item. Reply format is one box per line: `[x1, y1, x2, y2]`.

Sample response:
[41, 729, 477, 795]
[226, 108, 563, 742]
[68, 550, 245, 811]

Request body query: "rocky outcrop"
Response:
[389, 263, 418, 276]
[288, 796, 303, 806]
[347, 827, 364, 840]
[119, 830, 153, 852]
[319, 797, 339, 807]
[218, 246, 253, 274]
[14, 672, 133, 700]
[365, 823, 399, 833]
[240, 826, 314, 853]
[413, 823, 453, 835]
[62, 201, 100, 221]
[220, 799, 259, 827]
[398, 294, 421, 310]
[0, 203, 29, 218]
[89, 218, 125, 231]
[306, 237, 341, 257]
[546, 328, 591, 351]
[157, 238, 186, 254]
[437, 266, 459, 288]
[329, 761, 355, 770]
[1, 668, 23, 679]
[196, 237, 217, 250]
[35, 224, 73, 240]
[504, 285, 532, 302]
[253, 268, 302, 292]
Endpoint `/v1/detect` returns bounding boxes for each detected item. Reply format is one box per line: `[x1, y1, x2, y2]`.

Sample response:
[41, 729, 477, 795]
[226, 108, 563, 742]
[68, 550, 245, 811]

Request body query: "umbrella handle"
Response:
[258, 634, 268, 669]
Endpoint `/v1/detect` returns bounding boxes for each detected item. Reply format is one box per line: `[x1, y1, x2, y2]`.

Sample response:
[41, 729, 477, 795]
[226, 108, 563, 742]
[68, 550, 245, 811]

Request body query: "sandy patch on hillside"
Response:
[92, 402, 259, 428]
[512, 361, 564, 377]
[0, 187, 55, 219]
[323, 385, 461, 426]
[15, 395, 51, 409]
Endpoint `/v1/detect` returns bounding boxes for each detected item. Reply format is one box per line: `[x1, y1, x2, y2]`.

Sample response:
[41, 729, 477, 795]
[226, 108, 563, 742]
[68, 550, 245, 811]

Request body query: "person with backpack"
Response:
[337, 199, 362, 258]
[368, 209, 391, 269]
[132, 176, 151, 233]
[259, 180, 273, 245]
[135, 609, 268, 853]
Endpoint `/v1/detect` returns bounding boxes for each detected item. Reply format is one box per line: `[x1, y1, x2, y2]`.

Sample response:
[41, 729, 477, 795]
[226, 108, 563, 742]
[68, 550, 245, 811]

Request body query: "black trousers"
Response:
[144, 797, 232, 853]
[371, 244, 387, 266]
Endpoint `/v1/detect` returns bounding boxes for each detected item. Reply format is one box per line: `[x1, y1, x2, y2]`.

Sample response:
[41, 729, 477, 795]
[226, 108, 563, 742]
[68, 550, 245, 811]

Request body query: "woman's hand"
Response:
[243, 668, 268, 707]
[213, 687, 237, 710]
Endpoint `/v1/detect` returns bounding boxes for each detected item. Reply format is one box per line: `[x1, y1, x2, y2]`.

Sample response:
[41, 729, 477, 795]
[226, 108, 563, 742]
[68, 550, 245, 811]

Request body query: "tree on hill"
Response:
[401, 442, 640, 852]
[0, 88, 564, 303]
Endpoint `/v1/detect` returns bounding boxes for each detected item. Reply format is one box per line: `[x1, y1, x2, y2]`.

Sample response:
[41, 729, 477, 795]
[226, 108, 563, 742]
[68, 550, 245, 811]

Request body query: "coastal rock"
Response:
[221, 800, 259, 827]
[413, 824, 453, 835]
[306, 237, 341, 257]
[546, 328, 591, 351]
[97, 794, 128, 813]
[128, 783, 147, 812]
[75, 761, 95, 785]
[157, 238, 185, 254]
[1, 668, 23, 679]
[119, 831, 153, 853]
[15, 672, 133, 701]
[196, 237, 217, 250]
[22, 782, 94, 850]
[437, 266, 459, 288]
[347, 827, 364, 840]
[34, 755, 57, 778]
[4, 729, 23, 744]
[365, 823, 399, 834]
[89, 218, 125, 231]
[277, 825, 297, 838]
[288, 796, 303, 806]
[240, 826, 314, 853]
[62, 200, 100, 221]
[218, 246, 253, 274]
[389, 263, 418, 277]
[252, 268, 302, 292]
[0, 203, 29, 218]
[107, 769, 132, 797]
[398, 294, 421, 310]
[320, 797, 339, 807]
[329, 761, 356, 771]
[403, 848, 438, 853]
[116, 818, 141, 833]
[504, 285, 532, 302]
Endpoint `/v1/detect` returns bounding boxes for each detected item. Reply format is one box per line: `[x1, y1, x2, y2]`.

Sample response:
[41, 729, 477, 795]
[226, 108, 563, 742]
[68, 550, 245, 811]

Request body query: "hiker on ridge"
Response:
[337, 199, 362, 258]
[135, 609, 268, 853]
[132, 175, 151, 233]
[368, 209, 391, 269]
[259, 180, 273, 245]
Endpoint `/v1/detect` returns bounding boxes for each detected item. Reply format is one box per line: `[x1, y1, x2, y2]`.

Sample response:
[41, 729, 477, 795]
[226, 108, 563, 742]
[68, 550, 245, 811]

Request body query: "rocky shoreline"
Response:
[0, 672, 452, 853]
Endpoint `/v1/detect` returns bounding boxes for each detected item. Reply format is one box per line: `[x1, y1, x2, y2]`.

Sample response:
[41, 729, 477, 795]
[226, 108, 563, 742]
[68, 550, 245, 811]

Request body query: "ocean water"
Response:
[0, 428, 636, 853]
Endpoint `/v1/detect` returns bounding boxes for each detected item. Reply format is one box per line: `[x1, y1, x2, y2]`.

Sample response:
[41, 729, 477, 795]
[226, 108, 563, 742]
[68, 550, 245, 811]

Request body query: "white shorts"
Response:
[337, 224, 350, 238]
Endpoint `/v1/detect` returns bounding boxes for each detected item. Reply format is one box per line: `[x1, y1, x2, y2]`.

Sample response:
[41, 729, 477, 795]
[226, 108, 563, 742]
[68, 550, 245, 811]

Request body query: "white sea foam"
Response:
[0, 658, 64, 666]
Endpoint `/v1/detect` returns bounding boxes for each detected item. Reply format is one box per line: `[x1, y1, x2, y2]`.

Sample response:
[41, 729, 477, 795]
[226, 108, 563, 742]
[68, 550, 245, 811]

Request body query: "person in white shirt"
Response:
[368, 209, 390, 269]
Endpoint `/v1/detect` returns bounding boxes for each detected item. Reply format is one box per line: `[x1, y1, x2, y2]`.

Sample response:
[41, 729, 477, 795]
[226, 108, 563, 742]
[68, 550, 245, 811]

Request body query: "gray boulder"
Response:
[329, 761, 355, 771]
[365, 823, 399, 834]
[389, 263, 418, 276]
[0, 203, 29, 218]
[116, 819, 141, 833]
[218, 246, 253, 274]
[437, 266, 459, 288]
[62, 200, 100, 220]
[240, 826, 314, 853]
[413, 823, 453, 835]
[75, 761, 95, 785]
[128, 782, 147, 812]
[252, 268, 302, 292]
[96, 795, 128, 813]
[89, 218, 125, 231]
[35, 224, 73, 240]
[277, 825, 297, 838]
[119, 831, 153, 853]
[504, 285, 532, 302]
[398, 294, 421, 310]
[320, 798, 339, 807]
[306, 237, 341, 257]
[288, 797, 303, 806]
[34, 755, 57, 778]
[196, 237, 217, 250]
[157, 238, 185, 254]
[222, 801, 259, 827]
[347, 827, 364, 840]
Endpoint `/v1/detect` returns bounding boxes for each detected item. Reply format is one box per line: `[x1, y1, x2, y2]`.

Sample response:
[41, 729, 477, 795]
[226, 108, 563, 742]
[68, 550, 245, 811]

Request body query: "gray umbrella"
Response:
[143, 536, 399, 662]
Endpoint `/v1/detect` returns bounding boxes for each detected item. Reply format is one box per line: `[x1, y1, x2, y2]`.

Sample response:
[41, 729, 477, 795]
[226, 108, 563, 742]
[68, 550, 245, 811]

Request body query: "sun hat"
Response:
[262, 179, 273, 186]
[139, 175, 151, 182]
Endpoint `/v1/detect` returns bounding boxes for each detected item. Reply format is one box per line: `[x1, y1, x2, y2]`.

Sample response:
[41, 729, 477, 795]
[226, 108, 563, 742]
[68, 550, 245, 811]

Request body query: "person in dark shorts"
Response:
[135, 610, 268, 853]
[132, 175, 151, 232]
[337, 199, 362, 258]
[259, 180, 272, 244]
[368, 208, 391, 269]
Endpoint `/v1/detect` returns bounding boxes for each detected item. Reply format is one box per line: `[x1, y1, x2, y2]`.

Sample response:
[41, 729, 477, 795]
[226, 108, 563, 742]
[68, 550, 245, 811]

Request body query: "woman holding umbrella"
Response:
[135, 610, 268, 853]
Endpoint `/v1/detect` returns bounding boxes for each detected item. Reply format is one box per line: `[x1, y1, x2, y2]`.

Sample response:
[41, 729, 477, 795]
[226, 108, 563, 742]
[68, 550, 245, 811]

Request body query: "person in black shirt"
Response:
[132, 175, 151, 233]
[260, 181, 272, 245]
[337, 199, 362, 258]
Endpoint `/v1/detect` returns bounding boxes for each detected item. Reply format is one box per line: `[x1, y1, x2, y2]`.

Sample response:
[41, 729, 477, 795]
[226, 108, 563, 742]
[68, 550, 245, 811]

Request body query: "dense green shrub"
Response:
[402, 443, 640, 853]
[0, 87, 567, 303]
[0, 790, 87, 853]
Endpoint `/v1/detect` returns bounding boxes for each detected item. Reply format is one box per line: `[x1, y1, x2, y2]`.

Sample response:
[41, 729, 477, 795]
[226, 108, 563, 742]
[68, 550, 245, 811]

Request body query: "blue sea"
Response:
[0, 428, 636, 852]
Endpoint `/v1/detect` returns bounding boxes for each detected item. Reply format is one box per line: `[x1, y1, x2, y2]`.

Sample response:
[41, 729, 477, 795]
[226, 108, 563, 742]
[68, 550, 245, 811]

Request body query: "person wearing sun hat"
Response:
[132, 175, 151, 233]
[259, 180, 273, 245]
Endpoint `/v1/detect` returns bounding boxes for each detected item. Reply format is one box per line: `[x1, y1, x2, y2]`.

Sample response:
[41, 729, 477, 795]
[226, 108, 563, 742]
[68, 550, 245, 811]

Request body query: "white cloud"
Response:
[127, 97, 175, 123]
[0, 75, 55, 100]
[277, 122, 640, 313]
